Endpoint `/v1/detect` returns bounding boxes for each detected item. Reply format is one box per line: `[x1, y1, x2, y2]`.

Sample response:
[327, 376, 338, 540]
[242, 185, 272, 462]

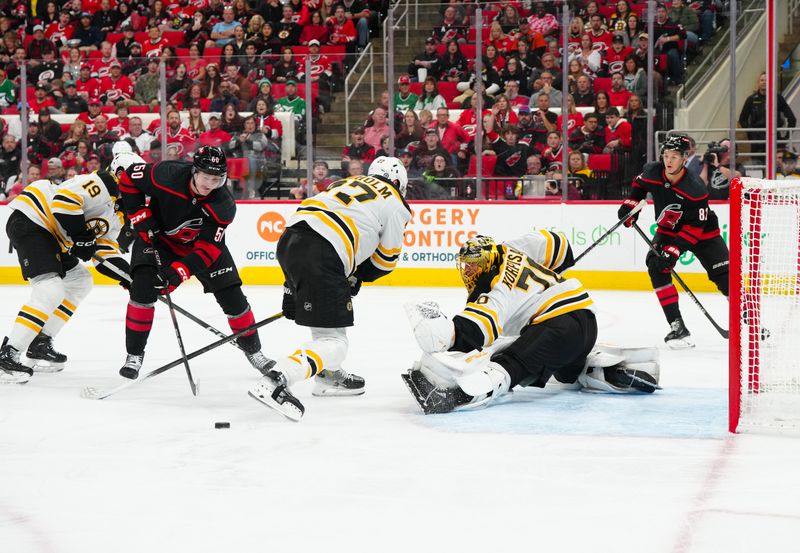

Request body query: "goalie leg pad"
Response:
[405, 302, 454, 353]
[578, 360, 661, 394]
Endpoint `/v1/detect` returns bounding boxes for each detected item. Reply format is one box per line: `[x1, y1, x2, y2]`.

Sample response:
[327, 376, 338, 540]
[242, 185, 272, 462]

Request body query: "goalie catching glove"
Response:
[404, 301, 454, 353]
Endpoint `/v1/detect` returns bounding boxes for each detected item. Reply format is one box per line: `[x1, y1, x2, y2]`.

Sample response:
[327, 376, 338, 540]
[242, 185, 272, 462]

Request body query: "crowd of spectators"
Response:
[344, 0, 724, 199]
[0, 0, 388, 199]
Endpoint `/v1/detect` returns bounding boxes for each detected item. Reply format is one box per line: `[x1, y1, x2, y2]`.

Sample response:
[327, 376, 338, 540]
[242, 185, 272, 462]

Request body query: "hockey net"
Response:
[730, 178, 800, 433]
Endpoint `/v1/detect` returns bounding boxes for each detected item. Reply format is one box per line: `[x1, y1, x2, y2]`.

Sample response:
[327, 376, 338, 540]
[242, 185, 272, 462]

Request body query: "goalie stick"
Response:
[571, 199, 647, 267]
[93, 255, 244, 351]
[631, 222, 729, 339]
[80, 312, 285, 400]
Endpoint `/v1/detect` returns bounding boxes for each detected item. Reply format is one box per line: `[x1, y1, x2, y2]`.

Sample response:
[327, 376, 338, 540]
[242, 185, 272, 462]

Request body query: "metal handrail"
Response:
[679, 0, 763, 105]
[344, 44, 375, 140]
[381, 0, 412, 83]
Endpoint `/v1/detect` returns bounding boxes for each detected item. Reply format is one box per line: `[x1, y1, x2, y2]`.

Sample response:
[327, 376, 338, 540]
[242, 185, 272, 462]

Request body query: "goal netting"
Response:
[730, 178, 800, 433]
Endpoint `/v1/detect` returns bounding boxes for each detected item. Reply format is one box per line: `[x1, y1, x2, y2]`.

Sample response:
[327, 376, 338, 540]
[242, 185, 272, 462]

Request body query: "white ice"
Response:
[1, 284, 800, 553]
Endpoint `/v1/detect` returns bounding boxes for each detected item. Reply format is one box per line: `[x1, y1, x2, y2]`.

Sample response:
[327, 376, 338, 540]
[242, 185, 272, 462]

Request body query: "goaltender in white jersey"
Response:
[0, 154, 136, 383]
[403, 230, 661, 414]
[249, 157, 412, 421]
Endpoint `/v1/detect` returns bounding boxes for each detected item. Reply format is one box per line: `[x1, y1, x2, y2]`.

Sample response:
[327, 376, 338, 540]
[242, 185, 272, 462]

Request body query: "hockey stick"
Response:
[571, 200, 647, 266]
[152, 246, 198, 396]
[93, 255, 244, 350]
[80, 311, 285, 400]
[631, 222, 729, 339]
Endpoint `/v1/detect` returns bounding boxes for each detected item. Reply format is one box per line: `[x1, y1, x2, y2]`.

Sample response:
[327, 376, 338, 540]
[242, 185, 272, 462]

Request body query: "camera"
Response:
[544, 179, 559, 194]
[703, 141, 729, 164]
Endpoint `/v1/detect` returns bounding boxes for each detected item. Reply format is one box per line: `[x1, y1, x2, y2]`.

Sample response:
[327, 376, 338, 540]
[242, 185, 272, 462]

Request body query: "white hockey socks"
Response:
[8, 274, 65, 352]
[40, 264, 92, 339]
[273, 327, 349, 385]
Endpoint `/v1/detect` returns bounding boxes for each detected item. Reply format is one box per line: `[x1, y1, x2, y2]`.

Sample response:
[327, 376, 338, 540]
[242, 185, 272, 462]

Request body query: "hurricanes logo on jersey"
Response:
[165, 217, 203, 243]
[657, 203, 683, 230]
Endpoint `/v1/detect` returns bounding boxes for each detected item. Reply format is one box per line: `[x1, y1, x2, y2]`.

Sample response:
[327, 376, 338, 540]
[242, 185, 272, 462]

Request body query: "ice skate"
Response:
[664, 317, 694, 349]
[119, 353, 144, 380]
[25, 333, 66, 373]
[244, 350, 277, 376]
[0, 338, 32, 384]
[248, 370, 305, 421]
[401, 368, 471, 415]
[312, 368, 365, 397]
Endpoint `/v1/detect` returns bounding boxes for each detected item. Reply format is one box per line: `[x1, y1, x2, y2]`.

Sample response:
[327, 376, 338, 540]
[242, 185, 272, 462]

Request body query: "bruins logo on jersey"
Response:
[86, 217, 110, 237]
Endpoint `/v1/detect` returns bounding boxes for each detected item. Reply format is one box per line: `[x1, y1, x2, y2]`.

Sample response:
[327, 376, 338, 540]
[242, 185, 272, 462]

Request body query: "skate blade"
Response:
[0, 372, 31, 384]
[311, 384, 365, 397]
[27, 360, 64, 373]
[248, 386, 304, 422]
[666, 338, 695, 350]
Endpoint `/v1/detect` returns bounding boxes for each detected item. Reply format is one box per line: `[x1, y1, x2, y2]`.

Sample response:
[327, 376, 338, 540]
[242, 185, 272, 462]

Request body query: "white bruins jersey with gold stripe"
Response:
[9, 174, 123, 261]
[455, 232, 594, 346]
[287, 174, 412, 275]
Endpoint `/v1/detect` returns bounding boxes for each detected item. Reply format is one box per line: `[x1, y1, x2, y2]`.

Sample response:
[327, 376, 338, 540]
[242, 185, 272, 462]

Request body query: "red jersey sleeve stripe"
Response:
[203, 203, 232, 225]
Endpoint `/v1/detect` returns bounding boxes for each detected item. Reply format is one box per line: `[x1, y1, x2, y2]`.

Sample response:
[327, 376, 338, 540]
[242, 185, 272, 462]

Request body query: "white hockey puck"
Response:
[214, 422, 230, 429]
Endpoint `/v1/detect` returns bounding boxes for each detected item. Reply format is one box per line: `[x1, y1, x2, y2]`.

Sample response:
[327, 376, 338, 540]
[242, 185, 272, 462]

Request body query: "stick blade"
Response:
[80, 386, 106, 400]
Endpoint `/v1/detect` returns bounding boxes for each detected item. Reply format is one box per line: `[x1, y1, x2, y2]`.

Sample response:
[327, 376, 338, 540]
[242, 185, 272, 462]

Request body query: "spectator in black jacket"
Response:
[73, 12, 103, 51]
[569, 112, 606, 154]
[739, 71, 797, 160]
[407, 37, 441, 82]
[653, 3, 687, 84]
[57, 80, 89, 114]
[0, 133, 21, 189]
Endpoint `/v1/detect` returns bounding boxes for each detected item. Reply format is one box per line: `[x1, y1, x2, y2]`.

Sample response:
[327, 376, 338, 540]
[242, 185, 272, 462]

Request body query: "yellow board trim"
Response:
[0, 266, 725, 292]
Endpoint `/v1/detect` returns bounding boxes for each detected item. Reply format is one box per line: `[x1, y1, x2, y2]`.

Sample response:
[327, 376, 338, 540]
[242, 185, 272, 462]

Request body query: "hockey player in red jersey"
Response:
[617, 134, 729, 348]
[117, 146, 275, 379]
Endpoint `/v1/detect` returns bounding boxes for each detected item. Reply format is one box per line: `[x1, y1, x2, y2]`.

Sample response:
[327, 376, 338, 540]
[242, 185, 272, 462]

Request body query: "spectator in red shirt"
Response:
[603, 107, 632, 152]
[100, 61, 134, 105]
[28, 83, 57, 113]
[300, 10, 330, 45]
[154, 109, 195, 156]
[107, 102, 131, 136]
[603, 33, 633, 76]
[587, 13, 612, 50]
[608, 71, 632, 107]
[142, 25, 167, 58]
[90, 41, 118, 80]
[429, 107, 469, 158]
[197, 115, 231, 146]
[45, 10, 75, 50]
[77, 98, 104, 134]
[75, 63, 101, 101]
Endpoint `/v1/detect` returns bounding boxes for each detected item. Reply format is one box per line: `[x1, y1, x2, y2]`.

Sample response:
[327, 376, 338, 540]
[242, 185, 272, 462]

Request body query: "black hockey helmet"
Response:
[660, 134, 692, 157]
[194, 146, 227, 177]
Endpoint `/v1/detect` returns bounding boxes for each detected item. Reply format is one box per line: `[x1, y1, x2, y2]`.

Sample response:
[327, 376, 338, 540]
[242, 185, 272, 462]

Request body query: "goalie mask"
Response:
[457, 235, 501, 293]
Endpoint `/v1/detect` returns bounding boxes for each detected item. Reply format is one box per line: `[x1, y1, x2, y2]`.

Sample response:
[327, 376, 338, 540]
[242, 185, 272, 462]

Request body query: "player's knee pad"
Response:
[62, 263, 93, 304]
[214, 285, 249, 316]
[647, 258, 673, 287]
[28, 273, 66, 311]
[130, 265, 158, 304]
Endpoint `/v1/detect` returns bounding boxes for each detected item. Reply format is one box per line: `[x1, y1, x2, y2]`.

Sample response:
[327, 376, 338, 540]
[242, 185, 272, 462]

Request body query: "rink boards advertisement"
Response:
[0, 201, 730, 291]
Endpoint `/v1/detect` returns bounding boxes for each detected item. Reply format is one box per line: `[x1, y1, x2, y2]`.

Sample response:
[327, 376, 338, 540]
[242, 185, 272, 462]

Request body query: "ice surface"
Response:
[1, 284, 799, 553]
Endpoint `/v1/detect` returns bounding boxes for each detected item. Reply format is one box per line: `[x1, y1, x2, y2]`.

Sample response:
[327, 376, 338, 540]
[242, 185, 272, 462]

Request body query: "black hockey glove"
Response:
[153, 263, 190, 295]
[647, 244, 681, 273]
[130, 207, 159, 244]
[348, 275, 362, 297]
[71, 231, 97, 262]
[617, 198, 641, 228]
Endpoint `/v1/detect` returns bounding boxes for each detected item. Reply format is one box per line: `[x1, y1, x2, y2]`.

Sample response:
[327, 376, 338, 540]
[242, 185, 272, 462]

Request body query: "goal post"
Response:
[730, 177, 800, 433]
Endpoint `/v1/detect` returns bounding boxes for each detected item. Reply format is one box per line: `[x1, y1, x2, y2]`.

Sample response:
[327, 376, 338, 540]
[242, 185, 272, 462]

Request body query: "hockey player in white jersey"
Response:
[0, 153, 137, 383]
[249, 156, 412, 420]
[402, 231, 660, 414]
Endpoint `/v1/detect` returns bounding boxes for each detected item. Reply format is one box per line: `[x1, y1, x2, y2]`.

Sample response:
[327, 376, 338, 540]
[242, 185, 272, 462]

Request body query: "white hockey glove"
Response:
[404, 301, 454, 353]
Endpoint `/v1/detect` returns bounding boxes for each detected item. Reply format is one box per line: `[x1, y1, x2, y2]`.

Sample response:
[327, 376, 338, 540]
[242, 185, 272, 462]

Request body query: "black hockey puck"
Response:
[214, 422, 230, 429]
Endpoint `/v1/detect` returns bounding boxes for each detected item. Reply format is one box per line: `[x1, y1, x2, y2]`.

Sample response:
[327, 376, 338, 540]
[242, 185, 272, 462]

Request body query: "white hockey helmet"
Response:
[368, 156, 408, 197]
[109, 151, 145, 176]
[112, 141, 133, 156]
